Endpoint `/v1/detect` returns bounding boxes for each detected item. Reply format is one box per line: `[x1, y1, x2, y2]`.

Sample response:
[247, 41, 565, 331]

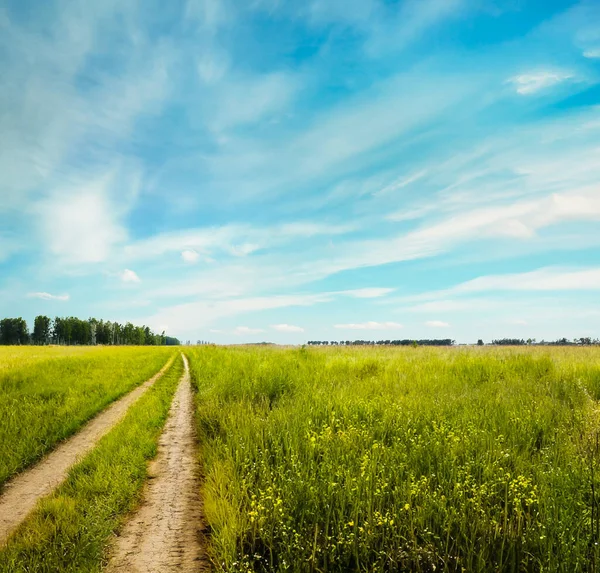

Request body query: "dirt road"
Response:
[0, 356, 174, 546]
[106, 354, 207, 572]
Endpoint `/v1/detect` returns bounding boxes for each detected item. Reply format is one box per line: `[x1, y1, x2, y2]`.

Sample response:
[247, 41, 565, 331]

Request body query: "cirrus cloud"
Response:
[27, 292, 70, 301]
[233, 326, 265, 335]
[425, 320, 450, 328]
[271, 324, 304, 333]
[334, 321, 403, 330]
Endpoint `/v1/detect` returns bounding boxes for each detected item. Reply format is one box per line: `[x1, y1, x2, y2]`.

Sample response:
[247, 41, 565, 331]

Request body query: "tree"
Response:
[32, 315, 51, 345]
[477, 339, 484, 346]
[0, 318, 29, 345]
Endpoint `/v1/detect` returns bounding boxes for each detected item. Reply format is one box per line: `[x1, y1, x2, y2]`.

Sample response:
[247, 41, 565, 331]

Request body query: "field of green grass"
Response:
[2, 345, 600, 572]
[0, 346, 174, 488]
[188, 346, 600, 572]
[0, 353, 184, 572]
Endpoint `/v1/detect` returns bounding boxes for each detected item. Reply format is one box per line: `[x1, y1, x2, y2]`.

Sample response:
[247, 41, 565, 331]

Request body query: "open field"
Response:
[188, 346, 600, 572]
[0, 354, 184, 572]
[1, 345, 600, 572]
[0, 346, 174, 488]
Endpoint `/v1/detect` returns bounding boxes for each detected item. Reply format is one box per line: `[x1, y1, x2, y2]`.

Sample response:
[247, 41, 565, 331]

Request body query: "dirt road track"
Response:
[106, 354, 208, 573]
[0, 355, 175, 546]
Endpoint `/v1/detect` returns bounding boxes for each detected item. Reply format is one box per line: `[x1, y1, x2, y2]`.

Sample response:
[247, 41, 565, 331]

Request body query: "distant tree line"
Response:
[0, 316, 180, 346]
[307, 339, 455, 346]
[491, 338, 600, 346]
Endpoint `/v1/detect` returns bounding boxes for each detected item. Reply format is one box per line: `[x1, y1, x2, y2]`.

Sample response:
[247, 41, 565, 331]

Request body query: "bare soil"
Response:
[0, 356, 174, 546]
[106, 354, 208, 572]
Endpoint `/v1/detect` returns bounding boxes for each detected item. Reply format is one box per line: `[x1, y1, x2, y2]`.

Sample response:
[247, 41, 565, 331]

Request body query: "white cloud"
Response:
[36, 174, 128, 264]
[583, 49, 600, 59]
[142, 292, 334, 336]
[125, 221, 353, 261]
[446, 267, 600, 295]
[372, 170, 428, 197]
[334, 321, 403, 330]
[341, 288, 395, 298]
[181, 249, 201, 263]
[425, 320, 450, 328]
[233, 326, 265, 335]
[27, 292, 70, 301]
[118, 269, 141, 283]
[271, 324, 304, 333]
[397, 267, 600, 308]
[209, 328, 224, 333]
[508, 71, 573, 95]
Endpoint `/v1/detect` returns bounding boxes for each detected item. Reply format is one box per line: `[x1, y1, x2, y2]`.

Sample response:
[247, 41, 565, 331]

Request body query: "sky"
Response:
[1, 0, 600, 344]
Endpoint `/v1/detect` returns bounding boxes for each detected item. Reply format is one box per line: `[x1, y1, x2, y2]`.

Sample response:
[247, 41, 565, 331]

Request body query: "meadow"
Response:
[0, 352, 184, 572]
[2, 345, 600, 572]
[0, 346, 174, 488]
[188, 345, 600, 573]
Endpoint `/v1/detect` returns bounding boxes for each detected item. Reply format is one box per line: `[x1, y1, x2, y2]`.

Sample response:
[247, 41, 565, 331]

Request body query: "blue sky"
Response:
[1, 0, 600, 344]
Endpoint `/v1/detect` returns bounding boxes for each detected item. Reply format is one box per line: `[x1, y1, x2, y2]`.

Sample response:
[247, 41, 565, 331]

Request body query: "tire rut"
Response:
[0, 355, 175, 546]
[105, 354, 208, 573]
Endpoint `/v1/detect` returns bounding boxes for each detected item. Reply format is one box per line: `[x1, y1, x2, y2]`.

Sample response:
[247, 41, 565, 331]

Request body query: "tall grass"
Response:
[188, 346, 600, 572]
[0, 346, 174, 488]
[0, 354, 184, 572]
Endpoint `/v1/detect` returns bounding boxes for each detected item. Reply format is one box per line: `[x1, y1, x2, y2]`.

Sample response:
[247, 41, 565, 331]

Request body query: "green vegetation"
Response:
[0, 315, 180, 346]
[0, 346, 174, 487]
[188, 345, 600, 572]
[0, 354, 184, 573]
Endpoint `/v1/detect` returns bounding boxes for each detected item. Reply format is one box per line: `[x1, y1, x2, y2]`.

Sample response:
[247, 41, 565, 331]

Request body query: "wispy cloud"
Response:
[425, 320, 450, 328]
[394, 267, 600, 308]
[181, 249, 201, 264]
[334, 321, 403, 330]
[340, 288, 395, 299]
[271, 324, 304, 333]
[234, 326, 265, 335]
[583, 49, 600, 59]
[118, 269, 141, 283]
[35, 172, 131, 265]
[27, 292, 70, 301]
[508, 71, 573, 95]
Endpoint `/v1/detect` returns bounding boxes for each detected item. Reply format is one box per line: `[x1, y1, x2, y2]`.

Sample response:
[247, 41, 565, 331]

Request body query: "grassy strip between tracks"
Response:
[0, 346, 175, 488]
[0, 353, 185, 573]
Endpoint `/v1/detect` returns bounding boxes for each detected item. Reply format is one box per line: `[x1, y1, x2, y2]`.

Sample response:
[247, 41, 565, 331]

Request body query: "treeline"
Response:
[307, 339, 455, 346]
[491, 338, 600, 346]
[0, 316, 180, 346]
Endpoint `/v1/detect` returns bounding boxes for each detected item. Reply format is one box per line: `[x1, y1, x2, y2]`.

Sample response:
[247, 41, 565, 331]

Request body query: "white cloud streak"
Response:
[271, 324, 305, 333]
[425, 320, 450, 328]
[181, 249, 201, 263]
[334, 321, 403, 330]
[508, 71, 573, 95]
[27, 292, 70, 301]
[234, 326, 265, 335]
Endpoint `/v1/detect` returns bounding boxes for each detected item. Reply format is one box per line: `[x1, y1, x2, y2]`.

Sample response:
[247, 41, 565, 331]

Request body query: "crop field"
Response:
[1, 345, 600, 573]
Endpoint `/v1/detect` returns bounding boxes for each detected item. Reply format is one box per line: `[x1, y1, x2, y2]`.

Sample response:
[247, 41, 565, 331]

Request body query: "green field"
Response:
[188, 346, 600, 572]
[0, 354, 184, 572]
[2, 345, 600, 572]
[0, 346, 174, 488]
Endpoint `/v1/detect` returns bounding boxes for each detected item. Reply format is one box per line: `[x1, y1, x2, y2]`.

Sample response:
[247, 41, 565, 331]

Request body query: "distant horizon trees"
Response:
[0, 316, 180, 346]
[307, 339, 456, 346]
